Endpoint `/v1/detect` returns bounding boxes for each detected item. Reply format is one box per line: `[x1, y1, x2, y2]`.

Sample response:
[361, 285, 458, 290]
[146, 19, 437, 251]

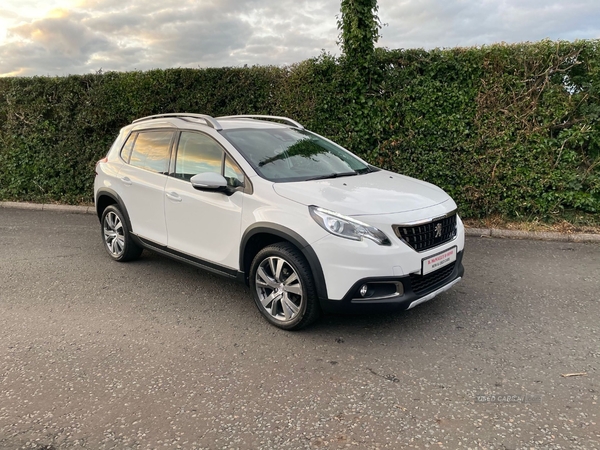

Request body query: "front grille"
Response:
[409, 262, 456, 295]
[394, 212, 457, 252]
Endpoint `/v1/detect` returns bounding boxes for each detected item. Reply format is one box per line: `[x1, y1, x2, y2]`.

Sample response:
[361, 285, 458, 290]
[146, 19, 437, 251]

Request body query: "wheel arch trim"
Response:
[95, 188, 133, 233]
[240, 223, 328, 301]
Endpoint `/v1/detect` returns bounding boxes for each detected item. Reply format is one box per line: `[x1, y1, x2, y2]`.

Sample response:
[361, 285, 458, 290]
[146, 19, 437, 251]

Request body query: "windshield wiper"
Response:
[356, 165, 378, 174]
[304, 171, 358, 181]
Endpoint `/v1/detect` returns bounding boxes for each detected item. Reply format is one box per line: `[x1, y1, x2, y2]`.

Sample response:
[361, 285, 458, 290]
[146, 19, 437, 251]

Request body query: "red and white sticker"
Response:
[422, 246, 457, 275]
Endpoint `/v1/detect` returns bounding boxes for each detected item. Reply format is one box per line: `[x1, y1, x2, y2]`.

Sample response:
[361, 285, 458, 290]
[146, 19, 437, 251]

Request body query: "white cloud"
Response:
[1, 0, 599, 76]
[377, 0, 600, 49]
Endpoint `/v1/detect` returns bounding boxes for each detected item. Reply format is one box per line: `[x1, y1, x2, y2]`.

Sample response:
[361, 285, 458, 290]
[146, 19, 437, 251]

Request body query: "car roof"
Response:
[126, 114, 304, 133]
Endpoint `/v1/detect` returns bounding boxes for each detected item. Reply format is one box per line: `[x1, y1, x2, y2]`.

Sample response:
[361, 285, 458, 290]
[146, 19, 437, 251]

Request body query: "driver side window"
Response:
[174, 132, 224, 181]
[174, 132, 245, 189]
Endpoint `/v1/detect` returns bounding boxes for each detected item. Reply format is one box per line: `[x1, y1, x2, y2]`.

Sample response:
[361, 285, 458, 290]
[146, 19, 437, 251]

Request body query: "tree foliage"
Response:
[337, 0, 381, 63]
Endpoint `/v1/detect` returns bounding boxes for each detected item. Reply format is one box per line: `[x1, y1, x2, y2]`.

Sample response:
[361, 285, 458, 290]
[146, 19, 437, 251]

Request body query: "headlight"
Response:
[309, 206, 391, 246]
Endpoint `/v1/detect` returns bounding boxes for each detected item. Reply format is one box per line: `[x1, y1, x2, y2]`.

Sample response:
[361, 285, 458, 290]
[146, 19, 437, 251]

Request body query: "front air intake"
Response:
[393, 212, 457, 252]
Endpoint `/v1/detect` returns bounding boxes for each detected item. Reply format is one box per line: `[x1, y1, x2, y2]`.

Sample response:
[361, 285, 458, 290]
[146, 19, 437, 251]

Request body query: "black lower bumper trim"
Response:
[319, 251, 464, 314]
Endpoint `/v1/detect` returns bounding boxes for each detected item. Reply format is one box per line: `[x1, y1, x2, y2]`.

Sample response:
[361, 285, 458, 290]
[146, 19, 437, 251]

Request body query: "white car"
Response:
[94, 114, 465, 330]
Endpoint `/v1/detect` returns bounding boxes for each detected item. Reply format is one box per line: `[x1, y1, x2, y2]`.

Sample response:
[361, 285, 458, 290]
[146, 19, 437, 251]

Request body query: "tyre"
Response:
[249, 242, 320, 330]
[100, 205, 143, 262]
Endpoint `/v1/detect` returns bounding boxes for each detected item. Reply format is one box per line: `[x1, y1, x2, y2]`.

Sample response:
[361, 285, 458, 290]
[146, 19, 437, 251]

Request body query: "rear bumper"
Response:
[319, 251, 464, 314]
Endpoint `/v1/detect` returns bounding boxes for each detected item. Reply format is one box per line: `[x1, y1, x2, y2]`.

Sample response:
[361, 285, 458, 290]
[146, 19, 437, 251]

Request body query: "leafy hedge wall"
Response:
[0, 40, 598, 221]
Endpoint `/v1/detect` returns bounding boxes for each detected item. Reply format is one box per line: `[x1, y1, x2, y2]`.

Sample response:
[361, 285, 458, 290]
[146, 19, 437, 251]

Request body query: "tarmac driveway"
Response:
[0, 209, 598, 449]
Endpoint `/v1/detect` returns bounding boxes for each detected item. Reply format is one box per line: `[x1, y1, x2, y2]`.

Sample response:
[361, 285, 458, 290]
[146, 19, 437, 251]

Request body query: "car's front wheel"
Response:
[100, 205, 143, 262]
[249, 243, 320, 330]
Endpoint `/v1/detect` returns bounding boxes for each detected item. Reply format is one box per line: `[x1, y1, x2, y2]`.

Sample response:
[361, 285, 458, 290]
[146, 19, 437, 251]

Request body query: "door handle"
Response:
[121, 176, 132, 186]
[166, 192, 182, 202]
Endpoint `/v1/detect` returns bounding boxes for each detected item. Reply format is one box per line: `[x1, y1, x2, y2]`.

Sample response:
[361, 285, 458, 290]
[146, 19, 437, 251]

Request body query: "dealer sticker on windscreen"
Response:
[422, 246, 457, 275]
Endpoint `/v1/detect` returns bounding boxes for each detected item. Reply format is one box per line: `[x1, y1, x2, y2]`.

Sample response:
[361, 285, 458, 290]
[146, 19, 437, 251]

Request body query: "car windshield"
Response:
[220, 127, 371, 182]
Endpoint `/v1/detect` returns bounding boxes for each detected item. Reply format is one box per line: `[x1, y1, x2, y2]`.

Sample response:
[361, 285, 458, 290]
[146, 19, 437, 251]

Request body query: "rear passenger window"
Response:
[129, 131, 173, 174]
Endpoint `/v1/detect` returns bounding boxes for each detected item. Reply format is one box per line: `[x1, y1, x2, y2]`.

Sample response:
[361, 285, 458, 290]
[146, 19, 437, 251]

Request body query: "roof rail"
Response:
[132, 113, 222, 130]
[217, 115, 304, 130]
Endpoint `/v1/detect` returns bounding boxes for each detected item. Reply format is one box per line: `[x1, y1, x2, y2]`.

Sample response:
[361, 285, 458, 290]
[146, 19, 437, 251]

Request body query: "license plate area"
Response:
[422, 246, 457, 275]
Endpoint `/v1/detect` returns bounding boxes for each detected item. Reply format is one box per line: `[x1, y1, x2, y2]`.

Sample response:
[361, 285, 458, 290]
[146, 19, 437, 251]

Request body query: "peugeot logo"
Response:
[434, 223, 442, 238]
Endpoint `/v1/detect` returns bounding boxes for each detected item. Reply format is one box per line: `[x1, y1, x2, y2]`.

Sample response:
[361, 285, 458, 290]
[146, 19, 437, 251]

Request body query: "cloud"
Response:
[1, 0, 342, 75]
[1, 0, 599, 76]
[0, 13, 113, 75]
[377, 0, 600, 49]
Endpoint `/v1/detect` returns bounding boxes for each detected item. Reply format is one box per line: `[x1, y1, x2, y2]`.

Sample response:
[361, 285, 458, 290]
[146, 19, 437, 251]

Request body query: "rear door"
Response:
[118, 130, 174, 245]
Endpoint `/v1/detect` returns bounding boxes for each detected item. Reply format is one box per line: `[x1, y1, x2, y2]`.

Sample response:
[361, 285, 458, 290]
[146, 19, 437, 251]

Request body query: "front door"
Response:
[164, 131, 244, 270]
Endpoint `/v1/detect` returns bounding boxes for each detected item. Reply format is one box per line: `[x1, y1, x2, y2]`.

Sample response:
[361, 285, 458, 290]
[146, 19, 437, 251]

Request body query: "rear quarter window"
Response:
[120, 133, 136, 162]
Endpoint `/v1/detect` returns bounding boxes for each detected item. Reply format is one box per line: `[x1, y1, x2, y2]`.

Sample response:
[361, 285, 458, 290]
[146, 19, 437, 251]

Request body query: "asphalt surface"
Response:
[0, 209, 598, 450]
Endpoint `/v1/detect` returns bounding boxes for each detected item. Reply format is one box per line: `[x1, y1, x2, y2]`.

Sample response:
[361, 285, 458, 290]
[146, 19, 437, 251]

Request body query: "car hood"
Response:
[273, 170, 452, 216]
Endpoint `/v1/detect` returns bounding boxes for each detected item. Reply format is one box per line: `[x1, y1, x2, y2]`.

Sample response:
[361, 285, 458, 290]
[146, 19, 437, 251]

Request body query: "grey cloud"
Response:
[378, 0, 600, 49]
[10, 16, 108, 56]
[83, 13, 145, 34]
[1, 0, 599, 76]
[0, 10, 19, 20]
[1, 1, 264, 75]
[0, 15, 114, 75]
[149, 19, 253, 65]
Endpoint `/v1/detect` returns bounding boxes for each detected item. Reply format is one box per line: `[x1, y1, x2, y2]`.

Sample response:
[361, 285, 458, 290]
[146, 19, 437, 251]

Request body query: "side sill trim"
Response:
[136, 235, 244, 281]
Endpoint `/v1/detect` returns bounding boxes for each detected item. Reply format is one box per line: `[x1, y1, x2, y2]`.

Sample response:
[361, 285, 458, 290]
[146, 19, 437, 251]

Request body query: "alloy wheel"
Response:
[255, 256, 304, 322]
[103, 211, 125, 257]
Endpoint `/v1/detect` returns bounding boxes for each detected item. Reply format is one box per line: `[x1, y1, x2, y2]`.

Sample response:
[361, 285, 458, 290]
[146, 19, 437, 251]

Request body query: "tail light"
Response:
[95, 157, 108, 175]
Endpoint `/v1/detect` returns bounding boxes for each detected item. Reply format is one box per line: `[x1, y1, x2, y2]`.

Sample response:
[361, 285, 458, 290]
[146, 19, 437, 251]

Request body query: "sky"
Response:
[1, 0, 599, 77]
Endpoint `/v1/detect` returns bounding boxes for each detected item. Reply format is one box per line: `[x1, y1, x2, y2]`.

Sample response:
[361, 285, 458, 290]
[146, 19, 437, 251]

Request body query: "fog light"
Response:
[359, 284, 368, 297]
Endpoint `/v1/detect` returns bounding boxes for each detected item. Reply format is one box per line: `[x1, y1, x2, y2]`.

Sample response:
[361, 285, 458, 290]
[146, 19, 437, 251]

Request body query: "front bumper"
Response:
[319, 251, 464, 314]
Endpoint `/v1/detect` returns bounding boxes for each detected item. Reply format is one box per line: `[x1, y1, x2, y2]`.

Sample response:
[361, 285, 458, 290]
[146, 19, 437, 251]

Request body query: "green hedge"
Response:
[0, 40, 598, 221]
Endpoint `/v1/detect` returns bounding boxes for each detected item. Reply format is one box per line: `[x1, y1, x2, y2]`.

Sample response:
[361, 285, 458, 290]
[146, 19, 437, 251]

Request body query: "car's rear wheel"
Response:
[101, 205, 143, 262]
[249, 242, 320, 330]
